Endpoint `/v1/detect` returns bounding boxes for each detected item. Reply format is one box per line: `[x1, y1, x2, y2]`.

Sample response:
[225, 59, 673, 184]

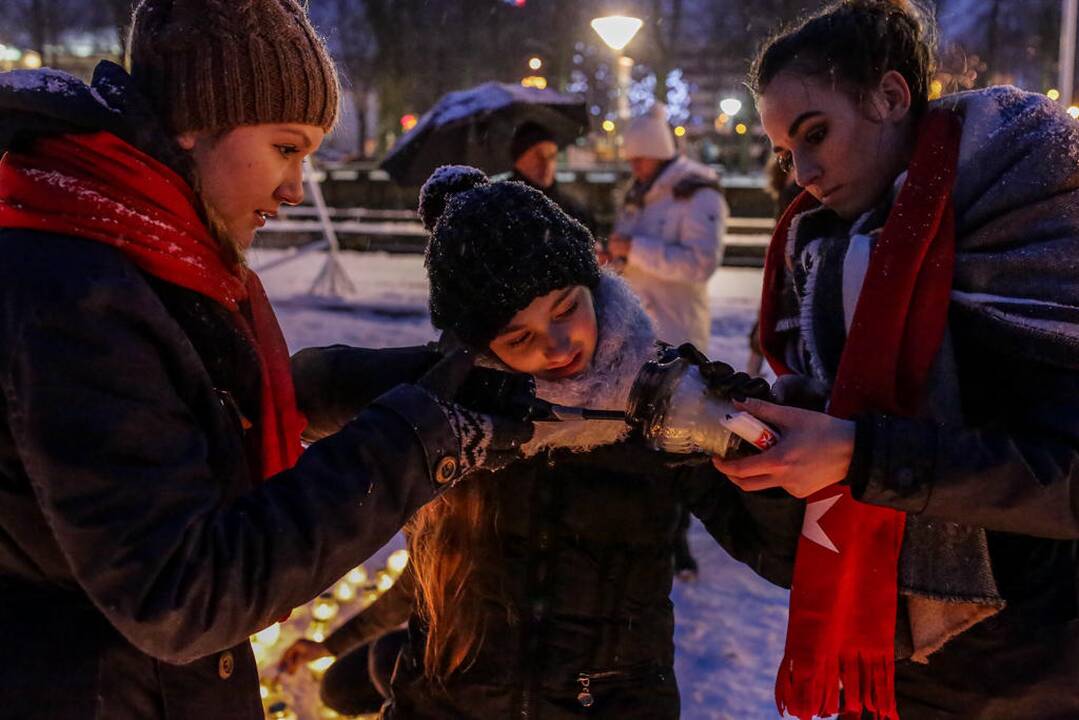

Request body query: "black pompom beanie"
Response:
[421, 165, 600, 348]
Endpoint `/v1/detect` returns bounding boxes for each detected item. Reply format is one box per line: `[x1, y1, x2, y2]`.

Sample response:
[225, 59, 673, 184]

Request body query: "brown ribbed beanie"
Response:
[128, 0, 339, 134]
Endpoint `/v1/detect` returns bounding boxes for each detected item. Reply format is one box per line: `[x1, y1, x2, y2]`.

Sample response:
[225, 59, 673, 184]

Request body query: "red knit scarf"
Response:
[0, 131, 305, 480]
[759, 110, 962, 720]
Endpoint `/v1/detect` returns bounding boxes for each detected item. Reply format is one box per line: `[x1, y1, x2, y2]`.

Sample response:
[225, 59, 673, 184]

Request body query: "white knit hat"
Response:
[623, 103, 676, 160]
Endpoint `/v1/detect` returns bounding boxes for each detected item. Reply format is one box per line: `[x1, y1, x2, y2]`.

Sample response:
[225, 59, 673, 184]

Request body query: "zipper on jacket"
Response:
[576, 673, 597, 707]
[576, 667, 668, 708]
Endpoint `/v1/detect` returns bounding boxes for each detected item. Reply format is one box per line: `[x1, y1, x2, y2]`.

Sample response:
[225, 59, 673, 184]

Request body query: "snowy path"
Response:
[255, 249, 790, 719]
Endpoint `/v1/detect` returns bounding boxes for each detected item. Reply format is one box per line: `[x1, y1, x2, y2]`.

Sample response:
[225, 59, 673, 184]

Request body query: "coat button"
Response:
[435, 456, 458, 485]
[218, 650, 234, 679]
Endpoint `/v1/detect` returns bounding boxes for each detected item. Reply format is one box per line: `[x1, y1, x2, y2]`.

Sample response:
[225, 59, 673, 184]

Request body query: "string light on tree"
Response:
[664, 69, 691, 126]
[673, 125, 686, 137]
[1068, 105, 1079, 119]
[528, 57, 542, 71]
[1047, 88, 1061, 101]
[735, 123, 748, 135]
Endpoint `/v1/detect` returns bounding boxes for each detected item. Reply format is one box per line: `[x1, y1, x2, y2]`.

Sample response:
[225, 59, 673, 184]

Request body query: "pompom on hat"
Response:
[623, 102, 676, 160]
[421, 165, 600, 349]
[128, 0, 339, 134]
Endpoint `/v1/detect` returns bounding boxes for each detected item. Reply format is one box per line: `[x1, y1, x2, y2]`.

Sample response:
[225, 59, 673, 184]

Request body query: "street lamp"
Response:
[719, 97, 742, 117]
[1061, 0, 1077, 106]
[591, 15, 643, 125]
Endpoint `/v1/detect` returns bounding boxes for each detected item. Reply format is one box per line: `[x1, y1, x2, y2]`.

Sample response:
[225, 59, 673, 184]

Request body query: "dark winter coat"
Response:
[292, 344, 804, 720]
[775, 87, 1079, 719]
[0, 63, 456, 719]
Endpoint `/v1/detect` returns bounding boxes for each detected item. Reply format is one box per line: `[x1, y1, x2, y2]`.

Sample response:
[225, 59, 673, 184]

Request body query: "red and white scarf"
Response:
[759, 109, 963, 720]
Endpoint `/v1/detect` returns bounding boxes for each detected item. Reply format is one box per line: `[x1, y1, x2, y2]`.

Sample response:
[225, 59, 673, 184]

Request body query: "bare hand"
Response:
[607, 232, 632, 260]
[712, 397, 855, 498]
[277, 638, 330, 675]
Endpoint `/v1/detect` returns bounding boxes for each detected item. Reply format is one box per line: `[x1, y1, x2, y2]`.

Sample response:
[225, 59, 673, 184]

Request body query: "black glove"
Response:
[417, 348, 534, 480]
[770, 374, 829, 412]
[675, 343, 773, 403]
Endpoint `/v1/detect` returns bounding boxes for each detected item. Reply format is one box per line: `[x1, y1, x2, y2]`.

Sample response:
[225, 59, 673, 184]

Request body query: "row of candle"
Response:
[253, 549, 409, 719]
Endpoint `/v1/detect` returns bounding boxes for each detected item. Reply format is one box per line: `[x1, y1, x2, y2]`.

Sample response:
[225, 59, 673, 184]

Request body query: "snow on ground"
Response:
[254, 247, 790, 719]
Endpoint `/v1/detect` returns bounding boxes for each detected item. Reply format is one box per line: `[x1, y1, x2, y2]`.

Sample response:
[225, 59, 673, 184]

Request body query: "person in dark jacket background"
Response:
[510, 121, 599, 237]
[718, 1, 1079, 718]
[0, 2, 525, 719]
[291, 165, 803, 719]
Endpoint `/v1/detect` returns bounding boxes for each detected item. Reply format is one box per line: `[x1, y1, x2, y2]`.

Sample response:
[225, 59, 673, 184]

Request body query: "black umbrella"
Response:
[380, 81, 589, 186]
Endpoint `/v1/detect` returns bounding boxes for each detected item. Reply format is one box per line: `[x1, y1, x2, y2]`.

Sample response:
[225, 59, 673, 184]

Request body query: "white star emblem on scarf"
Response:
[802, 494, 841, 553]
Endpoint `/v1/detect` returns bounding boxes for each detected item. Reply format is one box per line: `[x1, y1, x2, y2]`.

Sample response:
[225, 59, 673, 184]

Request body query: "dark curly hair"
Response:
[749, 0, 937, 121]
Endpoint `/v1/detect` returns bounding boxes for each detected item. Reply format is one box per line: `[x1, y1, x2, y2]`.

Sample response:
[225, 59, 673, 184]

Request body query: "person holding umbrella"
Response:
[380, 81, 589, 187]
[510, 121, 598, 237]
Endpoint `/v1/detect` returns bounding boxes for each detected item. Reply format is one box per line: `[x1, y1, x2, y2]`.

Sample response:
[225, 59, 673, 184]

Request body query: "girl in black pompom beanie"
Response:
[369, 166, 798, 720]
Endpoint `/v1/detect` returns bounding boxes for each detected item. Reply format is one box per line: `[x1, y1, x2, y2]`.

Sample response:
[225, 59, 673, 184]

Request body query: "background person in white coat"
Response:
[604, 103, 728, 351]
[602, 103, 728, 579]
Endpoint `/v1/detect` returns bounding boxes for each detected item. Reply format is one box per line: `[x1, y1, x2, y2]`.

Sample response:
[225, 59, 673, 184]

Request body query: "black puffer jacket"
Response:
[0, 63, 457, 719]
[293, 345, 804, 720]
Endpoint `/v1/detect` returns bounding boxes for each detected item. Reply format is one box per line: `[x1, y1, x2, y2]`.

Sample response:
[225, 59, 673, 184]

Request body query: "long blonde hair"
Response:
[406, 476, 514, 682]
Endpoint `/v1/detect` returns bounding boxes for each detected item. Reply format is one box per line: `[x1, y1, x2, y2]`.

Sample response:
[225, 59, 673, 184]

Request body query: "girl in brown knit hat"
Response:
[0, 2, 529, 718]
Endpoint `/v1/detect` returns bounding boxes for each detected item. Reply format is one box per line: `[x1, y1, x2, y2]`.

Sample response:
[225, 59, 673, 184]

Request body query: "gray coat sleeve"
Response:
[2, 267, 454, 665]
[848, 365, 1079, 539]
